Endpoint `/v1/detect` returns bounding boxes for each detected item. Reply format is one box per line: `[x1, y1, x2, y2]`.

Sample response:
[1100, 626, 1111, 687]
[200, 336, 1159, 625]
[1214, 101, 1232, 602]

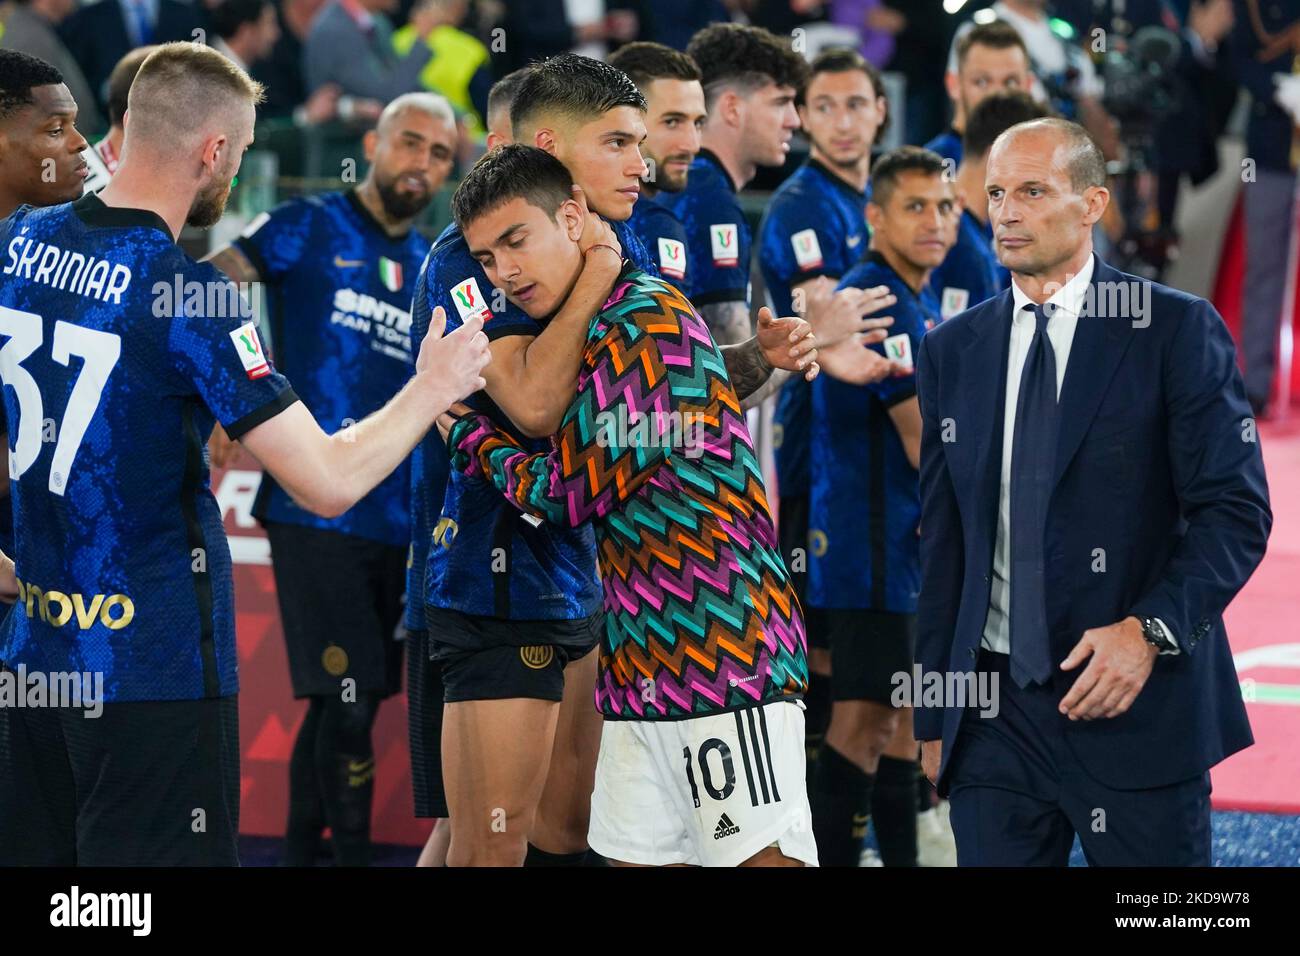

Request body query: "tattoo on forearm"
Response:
[739, 367, 792, 410]
[721, 335, 774, 403]
[700, 301, 752, 347]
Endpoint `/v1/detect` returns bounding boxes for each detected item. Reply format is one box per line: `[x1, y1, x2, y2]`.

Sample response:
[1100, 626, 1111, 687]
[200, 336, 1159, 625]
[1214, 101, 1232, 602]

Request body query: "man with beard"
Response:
[0, 43, 491, 865]
[205, 92, 457, 866]
[607, 42, 703, 297]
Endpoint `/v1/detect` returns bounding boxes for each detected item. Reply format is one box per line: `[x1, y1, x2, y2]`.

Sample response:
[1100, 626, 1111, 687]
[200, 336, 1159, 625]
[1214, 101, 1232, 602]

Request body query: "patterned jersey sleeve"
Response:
[759, 195, 851, 310]
[447, 287, 710, 525]
[233, 198, 316, 283]
[167, 260, 299, 439]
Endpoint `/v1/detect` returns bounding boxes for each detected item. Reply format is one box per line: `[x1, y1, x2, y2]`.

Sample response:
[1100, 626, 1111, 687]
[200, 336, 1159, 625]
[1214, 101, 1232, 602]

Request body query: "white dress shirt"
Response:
[981, 254, 1177, 656]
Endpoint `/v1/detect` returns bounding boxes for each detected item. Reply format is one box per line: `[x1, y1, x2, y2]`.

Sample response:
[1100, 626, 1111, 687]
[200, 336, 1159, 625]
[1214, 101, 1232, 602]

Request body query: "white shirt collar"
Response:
[1010, 252, 1096, 322]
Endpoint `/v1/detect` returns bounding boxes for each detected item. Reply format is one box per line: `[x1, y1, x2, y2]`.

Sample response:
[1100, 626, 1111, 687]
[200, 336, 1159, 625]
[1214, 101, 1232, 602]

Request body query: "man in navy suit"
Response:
[59, 0, 205, 114]
[915, 117, 1272, 866]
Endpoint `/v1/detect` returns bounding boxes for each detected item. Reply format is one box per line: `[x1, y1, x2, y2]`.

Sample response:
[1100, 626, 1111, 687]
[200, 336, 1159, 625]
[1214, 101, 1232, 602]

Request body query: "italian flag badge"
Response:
[378, 257, 403, 292]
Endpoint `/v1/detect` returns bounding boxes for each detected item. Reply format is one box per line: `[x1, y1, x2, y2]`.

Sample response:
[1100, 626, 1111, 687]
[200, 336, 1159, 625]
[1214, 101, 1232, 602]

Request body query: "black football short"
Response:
[824, 609, 917, 705]
[264, 521, 405, 699]
[426, 607, 602, 703]
[406, 629, 448, 819]
[0, 678, 240, 866]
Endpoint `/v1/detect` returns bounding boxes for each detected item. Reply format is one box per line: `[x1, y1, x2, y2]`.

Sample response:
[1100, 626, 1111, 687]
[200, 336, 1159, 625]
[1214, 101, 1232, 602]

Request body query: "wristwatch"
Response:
[1138, 616, 1178, 654]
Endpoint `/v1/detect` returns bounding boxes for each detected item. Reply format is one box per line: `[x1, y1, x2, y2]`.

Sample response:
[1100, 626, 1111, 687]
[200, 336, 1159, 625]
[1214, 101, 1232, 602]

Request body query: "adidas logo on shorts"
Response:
[714, 813, 741, 840]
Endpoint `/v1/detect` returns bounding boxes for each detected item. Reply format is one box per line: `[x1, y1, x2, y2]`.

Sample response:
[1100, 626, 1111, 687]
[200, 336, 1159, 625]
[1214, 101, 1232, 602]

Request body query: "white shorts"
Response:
[588, 699, 818, 867]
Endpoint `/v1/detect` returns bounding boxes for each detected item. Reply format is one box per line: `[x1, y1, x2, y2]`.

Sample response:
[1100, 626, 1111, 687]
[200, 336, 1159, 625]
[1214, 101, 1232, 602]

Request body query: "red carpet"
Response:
[1213, 420, 1300, 813]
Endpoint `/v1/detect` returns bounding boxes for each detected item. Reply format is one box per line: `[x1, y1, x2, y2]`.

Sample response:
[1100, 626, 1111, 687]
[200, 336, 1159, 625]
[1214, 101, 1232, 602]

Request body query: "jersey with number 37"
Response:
[0, 195, 297, 702]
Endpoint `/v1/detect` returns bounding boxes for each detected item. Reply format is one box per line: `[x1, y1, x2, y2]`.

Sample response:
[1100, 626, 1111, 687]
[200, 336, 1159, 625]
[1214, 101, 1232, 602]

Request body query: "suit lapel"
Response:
[957, 291, 1014, 543]
[1051, 259, 1139, 489]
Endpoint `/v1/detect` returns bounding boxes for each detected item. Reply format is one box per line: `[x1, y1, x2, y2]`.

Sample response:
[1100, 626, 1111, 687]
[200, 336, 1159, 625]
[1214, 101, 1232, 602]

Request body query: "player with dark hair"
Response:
[664, 23, 808, 349]
[438, 143, 817, 867]
[759, 46, 899, 776]
[807, 146, 956, 867]
[94, 46, 157, 176]
[484, 68, 530, 149]
[416, 52, 819, 867]
[928, 19, 1034, 166]
[204, 92, 458, 867]
[0, 49, 87, 217]
[0, 42, 489, 866]
[607, 41, 703, 295]
[931, 91, 1051, 321]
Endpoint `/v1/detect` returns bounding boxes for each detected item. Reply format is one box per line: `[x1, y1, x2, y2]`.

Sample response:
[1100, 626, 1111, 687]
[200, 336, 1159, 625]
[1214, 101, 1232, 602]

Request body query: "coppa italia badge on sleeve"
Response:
[658, 237, 686, 279]
[883, 332, 913, 370]
[791, 229, 824, 271]
[710, 224, 738, 267]
[230, 323, 271, 379]
[451, 278, 492, 323]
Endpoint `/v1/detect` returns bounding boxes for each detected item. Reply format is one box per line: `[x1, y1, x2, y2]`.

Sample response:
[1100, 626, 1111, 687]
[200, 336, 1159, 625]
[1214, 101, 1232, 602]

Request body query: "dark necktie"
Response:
[1008, 302, 1059, 688]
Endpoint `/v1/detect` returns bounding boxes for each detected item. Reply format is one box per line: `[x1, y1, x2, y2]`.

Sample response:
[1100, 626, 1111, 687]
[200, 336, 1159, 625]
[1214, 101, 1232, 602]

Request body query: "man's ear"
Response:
[534, 128, 557, 155]
[362, 128, 378, 163]
[1082, 184, 1110, 226]
[944, 70, 959, 105]
[558, 197, 584, 241]
[866, 201, 883, 234]
[201, 133, 228, 176]
[717, 89, 743, 130]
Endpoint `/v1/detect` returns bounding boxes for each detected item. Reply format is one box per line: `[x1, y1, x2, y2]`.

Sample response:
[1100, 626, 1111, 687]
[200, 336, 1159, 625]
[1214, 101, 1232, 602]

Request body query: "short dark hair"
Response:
[994, 117, 1107, 192]
[956, 20, 1030, 71]
[686, 23, 808, 107]
[486, 68, 531, 129]
[106, 46, 157, 128]
[210, 0, 271, 41]
[869, 145, 947, 208]
[607, 42, 701, 92]
[510, 54, 646, 138]
[0, 49, 63, 122]
[452, 143, 575, 233]
[799, 46, 889, 139]
[963, 90, 1051, 158]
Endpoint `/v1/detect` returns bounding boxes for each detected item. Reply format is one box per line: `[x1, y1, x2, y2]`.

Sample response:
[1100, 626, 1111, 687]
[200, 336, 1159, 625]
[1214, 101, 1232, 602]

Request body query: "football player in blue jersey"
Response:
[607, 42, 705, 297]
[205, 92, 456, 866]
[807, 147, 956, 867]
[419, 54, 821, 867]
[759, 47, 901, 775]
[926, 20, 1034, 168]
[932, 91, 1050, 323]
[0, 50, 94, 635]
[0, 43, 490, 866]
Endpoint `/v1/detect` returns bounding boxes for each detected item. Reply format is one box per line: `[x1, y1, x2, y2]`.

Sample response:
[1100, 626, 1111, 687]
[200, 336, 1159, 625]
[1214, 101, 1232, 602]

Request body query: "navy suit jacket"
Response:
[915, 255, 1270, 793]
[59, 0, 206, 113]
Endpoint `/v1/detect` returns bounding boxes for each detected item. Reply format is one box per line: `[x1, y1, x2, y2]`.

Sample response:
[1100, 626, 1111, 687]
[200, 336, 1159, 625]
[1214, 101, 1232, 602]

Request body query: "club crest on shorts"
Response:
[791, 228, 823, 271]
[520, 645, 554, 669]
[940, 286, 970, 319]
[451, 277, 492, 323]
[658, 237, 686, 279]
[229, 322, 270, 379]
[884, 332, 914, 370]
[322, 644, 349, 676]
[710, 224, 738, 267]
[378, 257, 403, 293]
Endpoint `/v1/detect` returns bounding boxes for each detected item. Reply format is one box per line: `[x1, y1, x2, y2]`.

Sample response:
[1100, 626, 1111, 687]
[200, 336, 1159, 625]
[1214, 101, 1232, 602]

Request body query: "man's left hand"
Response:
[757, 306, 819, 381]
[1058, 616, 1158, 721]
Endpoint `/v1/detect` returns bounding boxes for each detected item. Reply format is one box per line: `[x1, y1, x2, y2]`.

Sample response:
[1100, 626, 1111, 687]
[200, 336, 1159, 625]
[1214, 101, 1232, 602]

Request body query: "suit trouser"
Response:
[1242, 168, 1297, 405]
[945, 652, 1211, 867]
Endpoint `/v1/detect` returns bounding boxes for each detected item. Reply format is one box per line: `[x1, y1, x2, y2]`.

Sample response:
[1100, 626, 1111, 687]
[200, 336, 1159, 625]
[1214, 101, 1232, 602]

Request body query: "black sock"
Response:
[524, 844, 588, 867]
[316, 694, 382, 867]
[810, 744, 874, 867]
[872, 755, 919, 867]
[917, 768, 937, 814]
[285, 698, 326, 866]
[803, 674, 832, 772]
